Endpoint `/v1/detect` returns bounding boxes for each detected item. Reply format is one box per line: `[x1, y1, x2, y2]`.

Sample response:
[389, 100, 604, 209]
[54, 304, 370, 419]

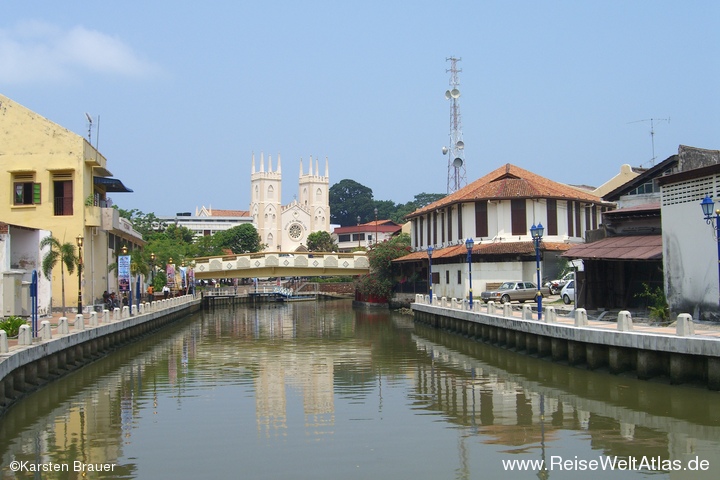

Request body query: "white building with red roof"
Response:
[394, 163, 614, 301]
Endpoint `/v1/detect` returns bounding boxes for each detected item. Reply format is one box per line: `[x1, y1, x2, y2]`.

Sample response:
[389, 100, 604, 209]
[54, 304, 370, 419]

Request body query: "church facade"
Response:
[250, 153, 331, 252]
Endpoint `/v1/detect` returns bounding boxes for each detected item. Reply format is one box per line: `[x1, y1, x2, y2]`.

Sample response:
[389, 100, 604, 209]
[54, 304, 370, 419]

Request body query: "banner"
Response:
[166, 263, 176, 289]
[119, 255, 131, 292]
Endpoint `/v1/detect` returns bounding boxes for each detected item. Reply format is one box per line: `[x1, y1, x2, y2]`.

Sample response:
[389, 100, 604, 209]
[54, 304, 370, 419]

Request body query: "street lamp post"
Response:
[357, 216, 361, 248]
[374, 208, 378, 245]
[465, 238, 474, 309]
[427, 246, 434, 304]
[76, 234, 84, 314]
[530, 223, 544, 320]
[701, 196, 720, 305]
[150, 252, 156, 287]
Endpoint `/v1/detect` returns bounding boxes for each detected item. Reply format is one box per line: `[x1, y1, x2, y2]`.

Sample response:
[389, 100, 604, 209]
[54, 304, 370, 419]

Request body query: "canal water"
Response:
[1, 300, 719, 479]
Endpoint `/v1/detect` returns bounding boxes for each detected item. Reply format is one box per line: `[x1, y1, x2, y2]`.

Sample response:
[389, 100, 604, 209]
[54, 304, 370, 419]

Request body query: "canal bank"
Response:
[0, 295, 201, 418]
[412, 295, 720, 390]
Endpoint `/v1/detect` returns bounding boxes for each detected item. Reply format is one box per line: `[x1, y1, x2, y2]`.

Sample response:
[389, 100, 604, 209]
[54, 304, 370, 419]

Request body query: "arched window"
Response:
[316, 188, 322, 201]
[254, 185, 259, 200]
[267, 185, 274, 199]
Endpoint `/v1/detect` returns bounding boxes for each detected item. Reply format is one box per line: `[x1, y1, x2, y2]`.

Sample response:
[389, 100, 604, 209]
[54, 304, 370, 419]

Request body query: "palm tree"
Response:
[40, 235, 78, 317]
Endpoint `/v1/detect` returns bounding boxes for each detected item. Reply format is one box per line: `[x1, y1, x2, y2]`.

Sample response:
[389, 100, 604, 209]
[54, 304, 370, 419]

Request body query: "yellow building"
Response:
[0, 94, 143, 312]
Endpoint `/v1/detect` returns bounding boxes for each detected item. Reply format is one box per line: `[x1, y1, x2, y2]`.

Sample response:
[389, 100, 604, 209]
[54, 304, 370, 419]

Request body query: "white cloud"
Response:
[0, 20, 161, 84]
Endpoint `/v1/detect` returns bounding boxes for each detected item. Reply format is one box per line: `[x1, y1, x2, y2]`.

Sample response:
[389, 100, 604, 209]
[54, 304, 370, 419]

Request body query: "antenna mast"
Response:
[85, 113, 93, 144]
[630, 117, 669, 166]
[443, 57, 466, 194]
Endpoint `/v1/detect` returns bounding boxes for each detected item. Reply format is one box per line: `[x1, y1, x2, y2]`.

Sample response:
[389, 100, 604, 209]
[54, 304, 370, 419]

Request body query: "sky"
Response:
[2, 1, 719, 217]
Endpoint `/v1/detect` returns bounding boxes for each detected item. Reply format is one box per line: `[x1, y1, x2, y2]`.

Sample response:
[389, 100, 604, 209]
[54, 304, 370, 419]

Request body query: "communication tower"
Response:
[443, 57, 466, 194]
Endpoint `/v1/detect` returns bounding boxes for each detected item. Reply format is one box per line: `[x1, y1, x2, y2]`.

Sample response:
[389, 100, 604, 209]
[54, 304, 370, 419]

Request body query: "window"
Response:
[546, 199, 557, 235]
[53, 178, 73, 216]
[431, 272, 440, 284]
[447, 208, 452, 242]
[13, 175, 40, 205]
[339, 234, 351, 242]
[445, 271, 450, 284]
[441, 211, 445, 243]
[575, 201, 582, 238]
[567, 201, 574, 237]
[511, 199, 527, 235]
[457, 204, 463, 239]
[457, 270, 461, 284]
[475, 201, 488, 238]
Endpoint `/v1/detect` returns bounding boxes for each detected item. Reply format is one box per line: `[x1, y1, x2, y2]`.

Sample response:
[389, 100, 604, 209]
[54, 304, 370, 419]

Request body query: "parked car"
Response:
[545, 272, 574, 295]
[561, 280, 575, 304]
[481, 281, 542, 304]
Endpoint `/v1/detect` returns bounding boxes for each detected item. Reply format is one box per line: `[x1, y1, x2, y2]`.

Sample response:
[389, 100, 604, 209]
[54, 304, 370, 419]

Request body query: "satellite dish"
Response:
[456, 141, 464, 150]
[452, 157, 463, 168]
[442, 146, 448, 155]
[450, 88, 460, 98]
[445, 90, 452, 100]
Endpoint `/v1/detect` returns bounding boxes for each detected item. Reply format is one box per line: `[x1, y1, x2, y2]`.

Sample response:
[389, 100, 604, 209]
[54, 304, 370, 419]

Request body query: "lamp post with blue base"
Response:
[465, 238, 474, 309]
[427, 246, 434, 304]
[530, 223, 544, 320]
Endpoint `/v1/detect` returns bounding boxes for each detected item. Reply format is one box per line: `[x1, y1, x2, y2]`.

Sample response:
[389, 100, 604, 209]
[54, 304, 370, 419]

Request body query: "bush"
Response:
[0, 316, 28, 337]
[355, 274, 394, 300]
[635, 283, 669, 322]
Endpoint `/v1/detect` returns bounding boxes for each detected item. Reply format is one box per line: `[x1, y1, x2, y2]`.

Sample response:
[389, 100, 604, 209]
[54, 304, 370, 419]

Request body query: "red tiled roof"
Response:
[561, 235, 662, 260]
[408, 164, 609, 219]
[392, 241, 572, 262]
[209, 209, 250, 217]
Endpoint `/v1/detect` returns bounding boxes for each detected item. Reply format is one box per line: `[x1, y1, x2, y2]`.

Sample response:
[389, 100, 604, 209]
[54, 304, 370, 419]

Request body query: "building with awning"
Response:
[0, 93, 143, 311]
[562, 204, 663, 310]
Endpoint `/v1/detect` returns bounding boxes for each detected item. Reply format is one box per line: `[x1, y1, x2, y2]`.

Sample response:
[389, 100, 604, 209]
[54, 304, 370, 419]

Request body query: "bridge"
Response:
[193, 251, 370, 280]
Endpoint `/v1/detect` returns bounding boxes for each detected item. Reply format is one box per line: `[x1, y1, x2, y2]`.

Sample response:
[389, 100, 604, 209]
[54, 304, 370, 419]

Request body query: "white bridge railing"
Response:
[193, 251, 370, 278]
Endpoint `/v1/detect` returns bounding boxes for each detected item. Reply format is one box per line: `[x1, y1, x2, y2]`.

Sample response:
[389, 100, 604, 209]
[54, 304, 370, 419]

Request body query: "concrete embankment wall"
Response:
[413, 298, 720, 390]
[0, 296, 201, 418]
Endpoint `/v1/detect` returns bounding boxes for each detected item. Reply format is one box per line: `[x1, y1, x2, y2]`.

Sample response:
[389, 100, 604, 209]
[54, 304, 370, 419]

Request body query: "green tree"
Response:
[306, 231, 337, 252]
[213, 224, 262, 254]
[413, 192, 446, 208]
[116, 208, 165, 240]
[355, 233, 411, 300]
[372, 200, 396, 223]
[40, 236, 78, 317]
[330, 179, 375, 226]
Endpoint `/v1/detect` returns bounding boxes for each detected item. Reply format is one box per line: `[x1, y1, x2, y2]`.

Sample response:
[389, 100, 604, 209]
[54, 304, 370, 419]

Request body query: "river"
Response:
[1, 299, 719, 479]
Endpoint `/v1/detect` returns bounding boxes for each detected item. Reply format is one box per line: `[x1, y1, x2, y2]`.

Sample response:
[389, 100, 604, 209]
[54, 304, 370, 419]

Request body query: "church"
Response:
[250, 153, 331, 252]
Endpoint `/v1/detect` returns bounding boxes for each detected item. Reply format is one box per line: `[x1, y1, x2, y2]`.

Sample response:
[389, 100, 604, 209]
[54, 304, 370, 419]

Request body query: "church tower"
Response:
[298, 156, 330, 233]
[250, 152, 282, 250]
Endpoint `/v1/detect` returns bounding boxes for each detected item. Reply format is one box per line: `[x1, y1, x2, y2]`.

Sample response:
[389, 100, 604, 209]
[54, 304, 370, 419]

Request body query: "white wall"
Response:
[662, 200, 718, 313]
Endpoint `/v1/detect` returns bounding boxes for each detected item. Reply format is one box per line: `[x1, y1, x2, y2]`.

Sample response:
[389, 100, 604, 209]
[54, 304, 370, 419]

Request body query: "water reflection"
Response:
[0, 302, 718, 479]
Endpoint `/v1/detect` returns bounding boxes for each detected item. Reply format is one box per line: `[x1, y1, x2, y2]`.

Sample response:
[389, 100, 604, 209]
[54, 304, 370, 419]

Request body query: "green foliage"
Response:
[368, 233, 411, 278]
[314, 276, 353, 283]
[635, 283, 669, 322]
[329, 180, 445, 226]
[213, 224, 262, 254]
[355, 275, 394, 299]
[40, 235, 79, 316]
[356, 233, 412, 300]
[306, 231, 337, 252]
[0, 316, 27, 337]
[330, 179, 375, 226]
